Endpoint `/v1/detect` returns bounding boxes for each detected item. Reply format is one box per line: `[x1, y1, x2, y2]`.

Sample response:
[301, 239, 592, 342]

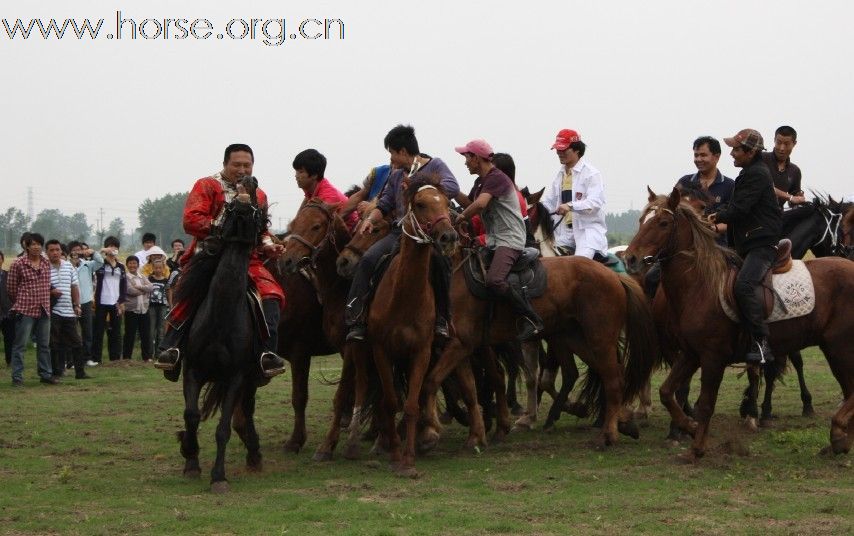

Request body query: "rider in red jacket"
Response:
[154, 144, 287, 380]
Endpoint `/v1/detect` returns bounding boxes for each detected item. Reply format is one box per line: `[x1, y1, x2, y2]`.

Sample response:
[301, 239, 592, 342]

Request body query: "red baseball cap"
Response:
[551, 129, 581, 150]
[455, 139, 494, 160]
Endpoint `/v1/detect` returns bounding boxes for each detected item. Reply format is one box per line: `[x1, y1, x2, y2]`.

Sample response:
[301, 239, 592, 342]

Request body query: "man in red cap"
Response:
[154, 144, 288, 380]
[540, 129, 608, 259]
[456, 139, 543, 340]
[709, 129, 782, 365]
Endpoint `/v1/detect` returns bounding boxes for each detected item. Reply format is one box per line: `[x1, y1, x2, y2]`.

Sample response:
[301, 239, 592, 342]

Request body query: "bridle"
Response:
[640, 205, 681, 266]
[401, 185, 451, 245]
[284, 201, 342, 268]
[811, 203, 845, 255]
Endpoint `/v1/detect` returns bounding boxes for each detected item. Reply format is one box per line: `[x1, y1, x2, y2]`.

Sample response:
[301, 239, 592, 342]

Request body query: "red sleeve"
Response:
[516, 190, 528, 218]
[183, 178, 217, 239]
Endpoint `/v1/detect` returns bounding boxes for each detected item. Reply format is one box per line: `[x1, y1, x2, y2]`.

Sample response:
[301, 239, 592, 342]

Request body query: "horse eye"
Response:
[658, 220, 669, 228]
[415, 202, 425, 209]
[311, 223, 321, 231]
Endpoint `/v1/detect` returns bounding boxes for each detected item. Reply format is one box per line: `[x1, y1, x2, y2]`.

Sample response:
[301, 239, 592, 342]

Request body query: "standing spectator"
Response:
[46, 240, 91, 380]
[166, 238, 184, 272]
[166, 263, 181, 312]
[0, 251, 14, 366]
[92, 236, 126, 363]
[141, 247, 170, 353]
[68, 241, 103, 367]
[122, 255, 153, 361]
[7, 233, 57, 386]
[134, 232, 157, 267]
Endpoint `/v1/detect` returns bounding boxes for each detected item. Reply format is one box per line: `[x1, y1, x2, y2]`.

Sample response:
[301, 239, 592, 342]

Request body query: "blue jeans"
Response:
[11, 312, 52, 382]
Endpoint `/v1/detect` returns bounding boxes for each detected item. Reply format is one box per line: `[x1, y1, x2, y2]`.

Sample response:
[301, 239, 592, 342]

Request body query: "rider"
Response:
[154, 144, 287, 380]
[344, 124, 460, 342]
[293, 148, 360, 231]
[710, 129, 783, 365]
[541, 129, 609, 260]
[456, 139, 544, 340]
[763, 125, 806, 208]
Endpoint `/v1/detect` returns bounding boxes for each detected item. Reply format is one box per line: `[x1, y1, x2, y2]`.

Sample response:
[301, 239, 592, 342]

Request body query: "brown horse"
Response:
[624, 187, 854, 458]
[418, 238, 660, 450]
[842, 202, 854, 259]
[365, 174, 463, 476]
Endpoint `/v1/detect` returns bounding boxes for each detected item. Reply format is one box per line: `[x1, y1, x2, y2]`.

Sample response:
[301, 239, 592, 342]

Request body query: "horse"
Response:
[623, 187, 854, 459]
[843, 202, 854, 259]
[363, 174, 463, 476]
[173, 175, 269, 492]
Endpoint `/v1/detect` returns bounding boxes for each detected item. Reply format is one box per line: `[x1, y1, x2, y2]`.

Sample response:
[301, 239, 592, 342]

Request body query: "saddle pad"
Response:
[463, 250, 548, 300]
[720, 260, 815, 323]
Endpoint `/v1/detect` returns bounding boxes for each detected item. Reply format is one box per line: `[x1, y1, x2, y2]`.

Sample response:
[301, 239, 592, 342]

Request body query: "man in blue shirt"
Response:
[68, 241, 103, 367]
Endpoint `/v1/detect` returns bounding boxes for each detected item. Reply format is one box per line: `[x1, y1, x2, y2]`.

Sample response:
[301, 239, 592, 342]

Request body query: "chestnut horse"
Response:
[624, 187, 854, 458]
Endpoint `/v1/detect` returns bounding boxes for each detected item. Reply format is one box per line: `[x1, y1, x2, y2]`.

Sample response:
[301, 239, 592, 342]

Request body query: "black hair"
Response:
[25, 233, 45, 247]
[292, 149, 327, 179]
[693, 136, 722, 155]
[775, 125, 797, 141]
[104, 235, 120, 248]
[68, 240, 82, 251]
[141, 232, 156, 244]
[384, 124, 419, 155]
[171, 238, 185, 247]
[569, 140, 586, 157]
[45, 239, 62, 250]
[126, 255, 140, 265]
[224, 143, 254, 164]
[19, 232, 31, 248]
[492, 153, 516, 183]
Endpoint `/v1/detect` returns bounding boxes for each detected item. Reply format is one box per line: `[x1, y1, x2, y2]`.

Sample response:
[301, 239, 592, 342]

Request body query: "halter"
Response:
[811, 205, 843, 253]
[284, 201, 342, 268]
[400, 185, 451, 244]
[640, 205, 681, 266]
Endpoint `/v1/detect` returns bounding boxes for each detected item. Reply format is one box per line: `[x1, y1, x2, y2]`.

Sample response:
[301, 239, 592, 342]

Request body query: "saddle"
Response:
[721, 239, 815, 323]
[247, 287, 271, 340]
[463, 247, 548, 300]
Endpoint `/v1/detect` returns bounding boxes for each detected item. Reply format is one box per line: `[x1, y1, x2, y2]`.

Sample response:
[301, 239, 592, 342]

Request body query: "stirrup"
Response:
[153, 348, 180, 371]
[346, 324, 367, 342]
[260, 351, 287, 379]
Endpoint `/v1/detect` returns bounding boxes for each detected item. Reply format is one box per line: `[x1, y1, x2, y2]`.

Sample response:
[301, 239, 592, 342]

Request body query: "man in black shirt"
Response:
[762, 125, 805, 208]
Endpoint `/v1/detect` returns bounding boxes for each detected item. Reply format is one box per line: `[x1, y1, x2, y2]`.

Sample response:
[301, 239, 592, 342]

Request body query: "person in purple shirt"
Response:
[345, 124, 460, 342]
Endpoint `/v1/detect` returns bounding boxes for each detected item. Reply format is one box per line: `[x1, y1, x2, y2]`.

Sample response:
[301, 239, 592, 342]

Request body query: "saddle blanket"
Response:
[720, 260, 815, 323]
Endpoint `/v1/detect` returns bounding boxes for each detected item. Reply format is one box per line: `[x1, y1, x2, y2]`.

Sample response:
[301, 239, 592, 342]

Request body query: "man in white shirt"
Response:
[540, 128, 608, 259]
[134, 232, 157, 266]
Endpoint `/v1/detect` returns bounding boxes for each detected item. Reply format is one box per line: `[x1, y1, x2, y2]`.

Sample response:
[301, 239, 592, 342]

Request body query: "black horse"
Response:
[173, 176, 269, 492]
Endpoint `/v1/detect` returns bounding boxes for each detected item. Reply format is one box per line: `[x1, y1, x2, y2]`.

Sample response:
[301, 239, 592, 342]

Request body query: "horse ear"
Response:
[647, 186, 657, 202]
[530, 187, 545, 205]
[328, 201, 343, 213]
[667, 186, 681, 210]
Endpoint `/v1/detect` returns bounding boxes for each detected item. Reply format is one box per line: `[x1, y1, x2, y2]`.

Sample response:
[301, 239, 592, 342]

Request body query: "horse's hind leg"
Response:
[759, 359, 782, 427]
[482, 347, 512, 441]
[180, 368, 203, 478]
[453, 359, 487, 451]
[660, 353, 700, 439]
[504, 344, 525, 416]
[315, 348, 356, 461]
[542, 338, 579, 432]
[233, 386, 262, 471]
[790, 350, 815, 417]
[285, 353, 311, 453]
[689, 359, 726, 459]
[514, 341, 540, 431]
[210, 378, 244, 492]
[739, 367, 760, 431]
[821, 343, 853, 454]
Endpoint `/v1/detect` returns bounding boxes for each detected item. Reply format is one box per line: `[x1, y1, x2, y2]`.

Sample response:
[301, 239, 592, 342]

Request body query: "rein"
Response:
[401, 185, 450, 245]
[641, 206, 681, 266]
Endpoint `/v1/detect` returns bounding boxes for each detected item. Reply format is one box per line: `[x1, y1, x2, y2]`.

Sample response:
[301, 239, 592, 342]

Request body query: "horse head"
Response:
[210, 175, 265, 251]
[521, 186, 554, 246]
[624, 187, 686, 274]
[280, 199, 342, 274]
[337, 215, 391, 278]
[402, 173, 458, 255]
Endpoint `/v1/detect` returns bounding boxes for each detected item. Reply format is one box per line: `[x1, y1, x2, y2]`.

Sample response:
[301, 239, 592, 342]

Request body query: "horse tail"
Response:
[199, 343, 234, 420]
[619, 275, 661, 403]
[575, 364, 605, 422]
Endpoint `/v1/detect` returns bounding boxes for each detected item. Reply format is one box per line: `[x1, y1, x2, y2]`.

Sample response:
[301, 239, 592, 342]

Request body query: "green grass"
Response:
[1, 347, 851, 535]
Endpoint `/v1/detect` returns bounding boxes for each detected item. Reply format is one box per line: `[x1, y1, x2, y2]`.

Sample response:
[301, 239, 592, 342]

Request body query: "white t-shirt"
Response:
[100, 264, 123, 306]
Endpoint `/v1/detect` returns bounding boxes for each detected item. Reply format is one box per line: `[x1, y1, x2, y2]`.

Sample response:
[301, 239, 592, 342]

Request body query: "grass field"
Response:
[1, 347, 851, 535]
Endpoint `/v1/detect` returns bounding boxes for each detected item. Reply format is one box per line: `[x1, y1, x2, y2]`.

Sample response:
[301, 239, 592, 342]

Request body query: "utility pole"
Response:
[27, 187, 34, 221]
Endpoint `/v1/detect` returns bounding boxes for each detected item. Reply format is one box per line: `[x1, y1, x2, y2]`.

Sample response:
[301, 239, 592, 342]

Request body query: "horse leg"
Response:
[667, 380, 693, 441]
[739, 366, 760, 431]
[453, 359, 488, 451]
[504, 344, 525, 416]
[371, 345, 402, 468]
[759, 361, 779, 427]
[820, 343, 853, 454]
[284, 353, 310, 453]
[233, 385, 262, 471]
[660, 354, 700, 439]
[313, 351, 354, 461]
[514, 341, 540, 431]
[634, 379, 653, 421]
[179, 368, 202, 478]
[420, 338, 470, 446]
[210, 377, 244, 492]
[581, 344, 624, 448]
[790, 350, 815, 417]
[542, 351, 579, 431]
[689, 360, 727, 460]
[396, 348, 431, 478]
[343, 345, 371, 460]
[482, 346, 512, 442]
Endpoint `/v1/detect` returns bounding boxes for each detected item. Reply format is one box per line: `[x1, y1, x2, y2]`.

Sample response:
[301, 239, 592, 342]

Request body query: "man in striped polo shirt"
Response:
[46, 240, 91, 380]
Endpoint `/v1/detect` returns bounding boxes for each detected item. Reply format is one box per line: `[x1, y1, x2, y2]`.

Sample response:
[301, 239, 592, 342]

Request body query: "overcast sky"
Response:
[3, 0, 852, 236]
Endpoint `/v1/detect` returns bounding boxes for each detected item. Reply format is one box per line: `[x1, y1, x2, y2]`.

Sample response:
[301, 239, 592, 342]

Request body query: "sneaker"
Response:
[260, 352, 287, 378]
[75, 373, 93, 380]
[85, 360, 99, 367]
[346, 323, 367, 342]
[40, 376, 61, 385]
[745, 338, 774, 365]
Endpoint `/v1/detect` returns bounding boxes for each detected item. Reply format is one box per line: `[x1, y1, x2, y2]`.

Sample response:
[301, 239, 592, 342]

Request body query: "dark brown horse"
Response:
[624, 187, 854, 458]
[364, 175, 463, 477]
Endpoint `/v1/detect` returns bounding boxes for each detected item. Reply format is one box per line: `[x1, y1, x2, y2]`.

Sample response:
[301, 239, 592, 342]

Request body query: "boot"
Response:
[154, 323, 185, 382]
[431, 251, 452, 340]
[506, 286, 544, 341]
[345, 296, 367, 342]
[260, 299, 287, 378]
[745, 337, 774, 365]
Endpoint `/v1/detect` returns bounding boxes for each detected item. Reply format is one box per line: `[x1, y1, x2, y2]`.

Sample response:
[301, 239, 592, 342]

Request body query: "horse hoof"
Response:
[511, 423, 531, 433]
[438, 411, 454, 425]
[565, 402, 589, 418]
[542, 423, 556, 434]
[618, 420, 640, 440]
[742, 417, 759, 432]
[312, 449, 333, 462]
[830, 435, 851, 455]
[283, 440, 302, 454]
[210, 480, 230, 494]
[802, 407, 816, 418]
[759, 418, 775, 429]
[676, 451, 699, 464]
[246, 454, 263, 472]
[464, 436, 486, 451]
[343, 442, 361, 460]
[183, 465, 201, 479]
[393, 464, 420, 479]
[510, 404, 526, 417]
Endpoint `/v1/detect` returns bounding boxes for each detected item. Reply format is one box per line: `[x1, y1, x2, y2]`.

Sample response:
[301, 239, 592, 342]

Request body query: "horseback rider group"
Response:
[156, 123, 793, 378]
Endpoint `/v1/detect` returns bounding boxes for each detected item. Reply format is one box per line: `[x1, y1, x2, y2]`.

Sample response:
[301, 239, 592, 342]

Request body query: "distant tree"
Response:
[0, 207, 31, 252]
[67, 212, 93, 243]
[30, 209, 93, 245]
[605, 209, 643, 246]
[137, 192, 189, 247]
[107, 217, 126, 246]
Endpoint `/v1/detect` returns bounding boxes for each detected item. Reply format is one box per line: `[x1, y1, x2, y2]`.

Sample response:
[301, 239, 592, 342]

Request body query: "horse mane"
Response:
[645, 195, 736, 295]
[174, 246, 220, 304]
[535, 201, 556, 243]
[344, 184, 361, 198]
[675, 181, 713, 205]
[403, 172, 448, 207]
